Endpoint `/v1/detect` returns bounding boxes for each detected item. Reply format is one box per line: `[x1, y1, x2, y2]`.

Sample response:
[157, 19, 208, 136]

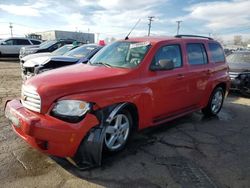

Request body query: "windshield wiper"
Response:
[92, 62, 112, 68]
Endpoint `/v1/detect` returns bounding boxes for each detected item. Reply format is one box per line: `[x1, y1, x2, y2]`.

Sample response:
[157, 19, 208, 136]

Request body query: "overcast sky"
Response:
[0, 0, 250, 42]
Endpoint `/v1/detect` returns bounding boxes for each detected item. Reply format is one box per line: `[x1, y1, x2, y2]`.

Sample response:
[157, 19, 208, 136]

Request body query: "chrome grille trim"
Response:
[229, 72, 239, 80]
[21, 85, 41, 112]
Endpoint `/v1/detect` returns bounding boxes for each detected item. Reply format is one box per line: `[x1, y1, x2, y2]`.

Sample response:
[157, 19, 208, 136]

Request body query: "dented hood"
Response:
[21, 52, 51, 62]
[24, 56, 80, 67]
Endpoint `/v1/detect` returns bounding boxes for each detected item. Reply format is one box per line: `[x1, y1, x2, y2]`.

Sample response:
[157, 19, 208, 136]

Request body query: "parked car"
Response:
[19, 39, 78, 59]
[20, 44, 79, 67]
[22, 44, 102, 80]
[0, 37, 41, 57]
[227, 51, 250, 97]
[5, 35, 230, 169]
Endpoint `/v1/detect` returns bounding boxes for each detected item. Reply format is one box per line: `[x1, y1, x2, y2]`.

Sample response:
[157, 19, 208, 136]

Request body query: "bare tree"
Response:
[212, 33, 224, 45]
[234, 35, 242, 45]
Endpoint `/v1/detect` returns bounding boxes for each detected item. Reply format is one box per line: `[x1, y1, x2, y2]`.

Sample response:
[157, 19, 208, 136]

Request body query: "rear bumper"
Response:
[5, 99, 99, 157]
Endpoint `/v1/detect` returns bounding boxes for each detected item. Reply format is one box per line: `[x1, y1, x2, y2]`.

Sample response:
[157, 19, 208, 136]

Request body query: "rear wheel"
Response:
[104, 109, 132, 152]
[202, 87, 225, 116]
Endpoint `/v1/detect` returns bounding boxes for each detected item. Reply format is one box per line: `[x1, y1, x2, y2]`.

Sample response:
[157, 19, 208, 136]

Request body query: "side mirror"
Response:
[151, 59, 174, 71]
[1, 41, 7, 45]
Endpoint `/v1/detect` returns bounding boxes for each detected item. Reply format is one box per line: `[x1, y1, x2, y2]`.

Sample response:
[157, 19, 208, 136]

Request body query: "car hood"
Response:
[21, 52, 51, 62]
[228, 62, 250, 72]
[25, 64, 133, 112]
[23, 56, 80, 67]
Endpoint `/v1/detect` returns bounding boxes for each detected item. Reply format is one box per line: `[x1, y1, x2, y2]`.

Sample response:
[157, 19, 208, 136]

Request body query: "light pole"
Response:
[176, 20, 182, 35]
[148, 16, 154, 36]
[9, 22, 13, 37]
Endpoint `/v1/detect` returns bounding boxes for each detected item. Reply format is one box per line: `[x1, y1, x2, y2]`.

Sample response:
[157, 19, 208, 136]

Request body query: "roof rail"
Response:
[175, 34, 213, 40]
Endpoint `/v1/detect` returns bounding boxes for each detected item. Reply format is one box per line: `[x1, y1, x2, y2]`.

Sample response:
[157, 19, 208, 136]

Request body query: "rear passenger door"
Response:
[15, 39, 32, 54]
[186, 43, 210, 105]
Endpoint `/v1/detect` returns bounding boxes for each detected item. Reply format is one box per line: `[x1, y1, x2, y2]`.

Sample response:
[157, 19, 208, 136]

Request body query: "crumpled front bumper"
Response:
[229, 72, 250, 90]
[4, 99, 100, 158]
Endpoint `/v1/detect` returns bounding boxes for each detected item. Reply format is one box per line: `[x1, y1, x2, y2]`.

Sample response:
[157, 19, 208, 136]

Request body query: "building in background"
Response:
[34, 30, 95, 43]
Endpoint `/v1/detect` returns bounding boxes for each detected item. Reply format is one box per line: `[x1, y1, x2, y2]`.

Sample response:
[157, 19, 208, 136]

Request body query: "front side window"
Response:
[208, 43, 225, 63]
[151, 44, 182, 69]
[5, 39, 15, 45]
[90, 41, 150, 68]
[187, 43, 208, 65]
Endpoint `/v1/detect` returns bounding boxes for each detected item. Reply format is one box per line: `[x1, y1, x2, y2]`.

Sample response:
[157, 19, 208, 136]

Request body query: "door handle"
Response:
[177, 74, 185, 79]
[204, 70, 211, 75]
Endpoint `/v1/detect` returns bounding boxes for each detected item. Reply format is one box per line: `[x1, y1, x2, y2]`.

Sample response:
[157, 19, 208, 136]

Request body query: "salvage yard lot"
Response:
[0, 60, 250, 188]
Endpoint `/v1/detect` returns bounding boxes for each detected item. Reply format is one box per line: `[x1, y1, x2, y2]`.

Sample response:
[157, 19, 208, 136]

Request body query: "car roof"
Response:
[122, 36, 216, 45]
[29, 38, 41, 41]
[4, 37, 31, 40]
[231, 50, 250, 54]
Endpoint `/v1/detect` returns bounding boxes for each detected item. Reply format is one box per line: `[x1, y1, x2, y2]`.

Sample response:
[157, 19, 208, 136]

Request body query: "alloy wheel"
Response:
[104, 114, 130, 151]
[211, 90, 223, 114]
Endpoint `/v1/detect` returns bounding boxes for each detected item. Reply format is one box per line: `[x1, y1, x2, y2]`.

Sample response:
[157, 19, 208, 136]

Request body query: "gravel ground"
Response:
[0, 60, 250, 188]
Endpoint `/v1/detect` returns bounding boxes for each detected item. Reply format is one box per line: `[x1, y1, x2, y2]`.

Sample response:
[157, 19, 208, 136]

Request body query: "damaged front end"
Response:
[230, 71, 250, 97]
[66, 104, 126, 170]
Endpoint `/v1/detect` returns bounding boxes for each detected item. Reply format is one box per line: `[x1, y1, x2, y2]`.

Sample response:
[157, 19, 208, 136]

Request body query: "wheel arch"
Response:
[100, 102, 139, 131]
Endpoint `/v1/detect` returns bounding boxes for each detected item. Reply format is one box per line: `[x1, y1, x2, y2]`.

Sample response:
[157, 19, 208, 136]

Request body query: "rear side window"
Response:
[16, 39, 31, 45]
[187, 43, 208, 65]
[31, 40, 41, 45]
[152, 44, 182, 68]
[208, 43, 225, 63]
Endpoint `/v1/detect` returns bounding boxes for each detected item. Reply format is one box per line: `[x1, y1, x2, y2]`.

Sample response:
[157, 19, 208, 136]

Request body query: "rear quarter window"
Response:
[31, 40, 41, 45]
[208, 43, 225, 63]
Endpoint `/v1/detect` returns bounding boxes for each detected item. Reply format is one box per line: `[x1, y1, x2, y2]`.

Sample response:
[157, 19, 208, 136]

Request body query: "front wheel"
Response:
[104, 109, 132, 152]
[202, 87, 225, 116]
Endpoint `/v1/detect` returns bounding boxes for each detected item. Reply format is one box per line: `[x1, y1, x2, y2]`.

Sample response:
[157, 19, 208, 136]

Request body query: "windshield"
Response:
[90, 41, 150, 68]
[64, 45, 97, 58]
[52, 45, 74, 55]
[39, 40, 57, 49]
[227, 52, 250, 63]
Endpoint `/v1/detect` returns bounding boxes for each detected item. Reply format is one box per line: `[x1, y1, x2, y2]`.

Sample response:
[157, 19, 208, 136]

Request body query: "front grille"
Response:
[21, 85, 41, 112]
[229, 72, 239, 80]
[23, 67, 35, 74]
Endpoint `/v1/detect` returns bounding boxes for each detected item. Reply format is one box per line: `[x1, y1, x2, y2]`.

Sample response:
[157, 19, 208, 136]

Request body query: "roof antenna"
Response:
[125, 19, 141, 40]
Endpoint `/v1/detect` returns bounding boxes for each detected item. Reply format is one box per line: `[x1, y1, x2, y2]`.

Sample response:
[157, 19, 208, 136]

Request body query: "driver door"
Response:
[1, 39, 19, 54]
[148, 43, 192, 122]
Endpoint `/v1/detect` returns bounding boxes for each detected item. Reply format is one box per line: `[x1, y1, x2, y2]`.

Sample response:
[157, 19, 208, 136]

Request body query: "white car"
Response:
[0, 37, 41, 57]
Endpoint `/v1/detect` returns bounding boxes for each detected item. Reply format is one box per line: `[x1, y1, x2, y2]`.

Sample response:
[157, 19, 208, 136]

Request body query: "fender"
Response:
[69, 103, 130, 170]
[59, 85, 154, 130]
[200, 71, 230, 108]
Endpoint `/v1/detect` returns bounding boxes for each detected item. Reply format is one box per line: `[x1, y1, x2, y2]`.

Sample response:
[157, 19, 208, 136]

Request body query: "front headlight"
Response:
[51, 100, 91, 123]
[27, 49, 37, 54]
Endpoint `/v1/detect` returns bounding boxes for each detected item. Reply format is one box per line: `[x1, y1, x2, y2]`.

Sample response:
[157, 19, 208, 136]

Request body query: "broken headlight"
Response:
[51, 100, 91, 123]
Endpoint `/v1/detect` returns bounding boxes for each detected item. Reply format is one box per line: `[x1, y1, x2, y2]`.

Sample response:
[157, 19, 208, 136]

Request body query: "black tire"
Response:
[202, 87, 225, 117]
[104, 109, 133, 152]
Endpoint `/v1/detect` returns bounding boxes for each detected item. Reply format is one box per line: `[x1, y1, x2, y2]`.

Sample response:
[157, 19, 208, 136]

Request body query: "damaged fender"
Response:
[69, 103, 128, 170]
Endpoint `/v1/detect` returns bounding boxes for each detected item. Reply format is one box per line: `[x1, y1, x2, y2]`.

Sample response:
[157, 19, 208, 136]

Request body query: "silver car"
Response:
[0, 37, 41, 57]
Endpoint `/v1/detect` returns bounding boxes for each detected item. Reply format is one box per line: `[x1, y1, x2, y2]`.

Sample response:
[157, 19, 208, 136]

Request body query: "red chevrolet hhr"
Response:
[5, 35, 230, 169]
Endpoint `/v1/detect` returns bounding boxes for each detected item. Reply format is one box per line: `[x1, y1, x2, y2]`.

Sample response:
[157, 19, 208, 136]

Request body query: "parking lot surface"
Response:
[0, 60, 250, 188]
